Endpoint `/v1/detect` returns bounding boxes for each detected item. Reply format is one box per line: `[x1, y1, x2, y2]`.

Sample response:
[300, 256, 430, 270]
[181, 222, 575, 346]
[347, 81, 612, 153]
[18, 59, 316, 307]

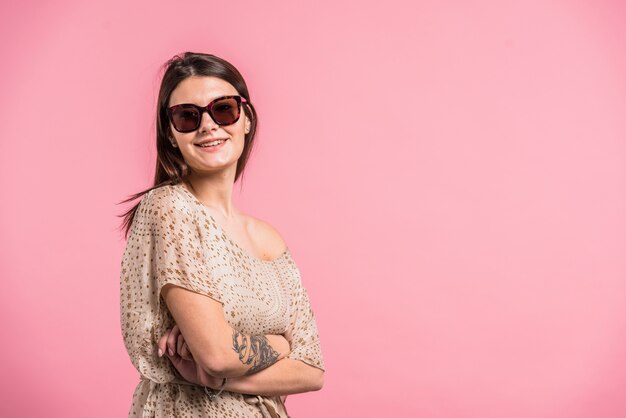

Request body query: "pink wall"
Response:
[1, 0, 625, 417]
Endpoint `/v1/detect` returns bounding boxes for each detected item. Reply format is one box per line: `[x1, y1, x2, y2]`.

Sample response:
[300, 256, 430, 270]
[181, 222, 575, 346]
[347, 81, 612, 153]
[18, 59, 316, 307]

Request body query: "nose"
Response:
[198, 109, 219, 133]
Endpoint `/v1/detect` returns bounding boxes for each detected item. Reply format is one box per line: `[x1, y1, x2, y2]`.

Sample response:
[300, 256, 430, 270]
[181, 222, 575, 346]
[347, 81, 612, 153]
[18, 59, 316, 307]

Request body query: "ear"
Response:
[244, 116, 251, 134]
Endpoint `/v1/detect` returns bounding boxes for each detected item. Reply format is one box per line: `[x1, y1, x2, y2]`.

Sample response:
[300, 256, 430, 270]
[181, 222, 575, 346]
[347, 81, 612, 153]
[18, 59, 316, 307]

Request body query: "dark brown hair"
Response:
[117, 52, 259, 239]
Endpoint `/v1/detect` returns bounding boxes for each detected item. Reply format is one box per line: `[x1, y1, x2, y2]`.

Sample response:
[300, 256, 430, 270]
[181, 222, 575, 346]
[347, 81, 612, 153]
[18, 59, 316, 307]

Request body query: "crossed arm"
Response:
[160, 284, 324, 397]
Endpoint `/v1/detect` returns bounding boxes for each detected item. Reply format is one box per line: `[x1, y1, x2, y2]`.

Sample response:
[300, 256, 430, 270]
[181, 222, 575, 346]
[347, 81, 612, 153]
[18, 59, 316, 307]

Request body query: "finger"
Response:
[166, 348, 182, 365]
[167, 324, 179, 356]
[181, 341, 193, 360]
[164, 340, 181, 361]
[177, 334, 185, 356]
[158, 328, 172, 357]
[170, 324, 182, 355]
[183, 342, 195, 361]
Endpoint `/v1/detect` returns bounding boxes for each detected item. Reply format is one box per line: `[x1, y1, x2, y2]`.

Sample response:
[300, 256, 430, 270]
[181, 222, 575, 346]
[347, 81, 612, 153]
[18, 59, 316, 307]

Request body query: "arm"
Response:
[224, 358, 324, 397]
[162, 283, 291, 378]
[160, 324, 324, 396]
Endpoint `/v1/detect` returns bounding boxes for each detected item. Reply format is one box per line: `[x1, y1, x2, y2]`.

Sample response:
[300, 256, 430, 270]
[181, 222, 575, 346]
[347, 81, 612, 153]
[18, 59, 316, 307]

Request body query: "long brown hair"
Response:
[117, 52, 259, 239]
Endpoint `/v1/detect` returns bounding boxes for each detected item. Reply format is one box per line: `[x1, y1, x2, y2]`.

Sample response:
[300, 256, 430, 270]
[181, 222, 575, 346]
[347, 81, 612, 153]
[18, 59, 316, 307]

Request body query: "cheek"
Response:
[224, 124, 245, 138]
[174, 131, 195, 142]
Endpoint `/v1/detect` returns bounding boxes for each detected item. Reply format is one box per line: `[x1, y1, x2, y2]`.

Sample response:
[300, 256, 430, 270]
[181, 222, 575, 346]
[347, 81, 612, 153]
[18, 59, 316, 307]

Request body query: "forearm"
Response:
[223, 358, 324, 397]
[201, 326, 289, 379]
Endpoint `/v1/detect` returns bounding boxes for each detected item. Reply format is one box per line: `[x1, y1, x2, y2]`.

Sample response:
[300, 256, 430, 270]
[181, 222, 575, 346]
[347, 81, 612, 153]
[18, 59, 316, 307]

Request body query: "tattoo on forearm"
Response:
[232, 330, 280, 375]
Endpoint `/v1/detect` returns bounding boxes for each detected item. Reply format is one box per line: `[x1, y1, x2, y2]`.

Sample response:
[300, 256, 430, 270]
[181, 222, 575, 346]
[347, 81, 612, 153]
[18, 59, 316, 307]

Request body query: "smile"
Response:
[195, 139, 228, 151]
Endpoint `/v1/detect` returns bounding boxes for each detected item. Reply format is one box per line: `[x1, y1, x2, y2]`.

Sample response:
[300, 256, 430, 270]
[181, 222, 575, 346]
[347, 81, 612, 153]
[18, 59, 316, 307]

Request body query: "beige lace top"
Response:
[119, 183, 324, 417]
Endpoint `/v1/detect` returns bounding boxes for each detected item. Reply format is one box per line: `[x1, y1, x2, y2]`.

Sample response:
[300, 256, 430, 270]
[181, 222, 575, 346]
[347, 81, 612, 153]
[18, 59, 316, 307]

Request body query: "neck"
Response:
[185, 167, 238, 220]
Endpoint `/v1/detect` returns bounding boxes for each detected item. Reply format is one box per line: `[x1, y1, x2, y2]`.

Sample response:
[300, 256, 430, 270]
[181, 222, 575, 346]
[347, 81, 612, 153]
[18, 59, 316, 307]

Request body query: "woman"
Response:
[118, 52, 325, 417]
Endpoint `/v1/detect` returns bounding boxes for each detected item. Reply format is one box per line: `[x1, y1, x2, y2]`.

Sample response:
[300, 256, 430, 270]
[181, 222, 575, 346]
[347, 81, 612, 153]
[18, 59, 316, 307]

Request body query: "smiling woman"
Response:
[117, 52, 325, 418]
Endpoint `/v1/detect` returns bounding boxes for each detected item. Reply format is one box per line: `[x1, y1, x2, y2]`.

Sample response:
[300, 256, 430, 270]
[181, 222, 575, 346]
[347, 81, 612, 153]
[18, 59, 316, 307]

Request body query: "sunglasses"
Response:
[166, 95, 247, 133]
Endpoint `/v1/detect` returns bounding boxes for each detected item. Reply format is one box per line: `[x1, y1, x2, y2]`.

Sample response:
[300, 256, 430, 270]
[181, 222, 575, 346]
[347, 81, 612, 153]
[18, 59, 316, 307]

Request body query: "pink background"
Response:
[1, 0, 625, 417]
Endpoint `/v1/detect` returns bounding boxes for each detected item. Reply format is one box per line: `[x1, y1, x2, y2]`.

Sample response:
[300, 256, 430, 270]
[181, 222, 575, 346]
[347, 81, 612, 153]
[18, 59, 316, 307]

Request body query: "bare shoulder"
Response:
[242, 212, 288, 256]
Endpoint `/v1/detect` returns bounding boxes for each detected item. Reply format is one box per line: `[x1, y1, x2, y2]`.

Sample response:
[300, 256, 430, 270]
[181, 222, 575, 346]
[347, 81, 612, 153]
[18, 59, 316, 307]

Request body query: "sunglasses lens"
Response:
[171, 106, 200, 132]
[211, 97, 240, 125]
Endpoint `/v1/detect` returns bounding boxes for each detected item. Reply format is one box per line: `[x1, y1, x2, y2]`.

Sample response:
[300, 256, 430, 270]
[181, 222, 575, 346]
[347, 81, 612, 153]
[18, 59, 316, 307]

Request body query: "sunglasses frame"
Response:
[166, 95, 248, 133]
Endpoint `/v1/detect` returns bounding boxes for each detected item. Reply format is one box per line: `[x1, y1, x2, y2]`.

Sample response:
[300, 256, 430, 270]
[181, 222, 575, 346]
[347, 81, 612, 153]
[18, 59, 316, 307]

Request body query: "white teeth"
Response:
[198, 139, 225, 147]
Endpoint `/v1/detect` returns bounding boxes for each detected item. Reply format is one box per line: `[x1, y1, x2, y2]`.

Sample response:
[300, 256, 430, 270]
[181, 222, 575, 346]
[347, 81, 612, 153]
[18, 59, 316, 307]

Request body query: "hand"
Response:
[277, 334, 292, 358]
[158, 324, 223, 389]
[158, 324, 193, 360]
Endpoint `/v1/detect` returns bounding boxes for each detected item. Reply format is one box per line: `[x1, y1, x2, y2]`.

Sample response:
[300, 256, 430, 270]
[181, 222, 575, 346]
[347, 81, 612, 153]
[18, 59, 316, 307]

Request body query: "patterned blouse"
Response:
[119, 183, 324, 417]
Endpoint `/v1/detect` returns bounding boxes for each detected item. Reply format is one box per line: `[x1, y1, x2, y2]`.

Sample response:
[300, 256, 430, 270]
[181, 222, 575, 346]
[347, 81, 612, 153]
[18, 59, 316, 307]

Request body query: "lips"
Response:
[195, 138, 228, 146]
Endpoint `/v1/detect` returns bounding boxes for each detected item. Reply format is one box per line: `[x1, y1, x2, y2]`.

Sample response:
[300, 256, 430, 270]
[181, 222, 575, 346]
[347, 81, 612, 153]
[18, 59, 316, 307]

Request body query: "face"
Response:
[167, 76, 251, 175]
